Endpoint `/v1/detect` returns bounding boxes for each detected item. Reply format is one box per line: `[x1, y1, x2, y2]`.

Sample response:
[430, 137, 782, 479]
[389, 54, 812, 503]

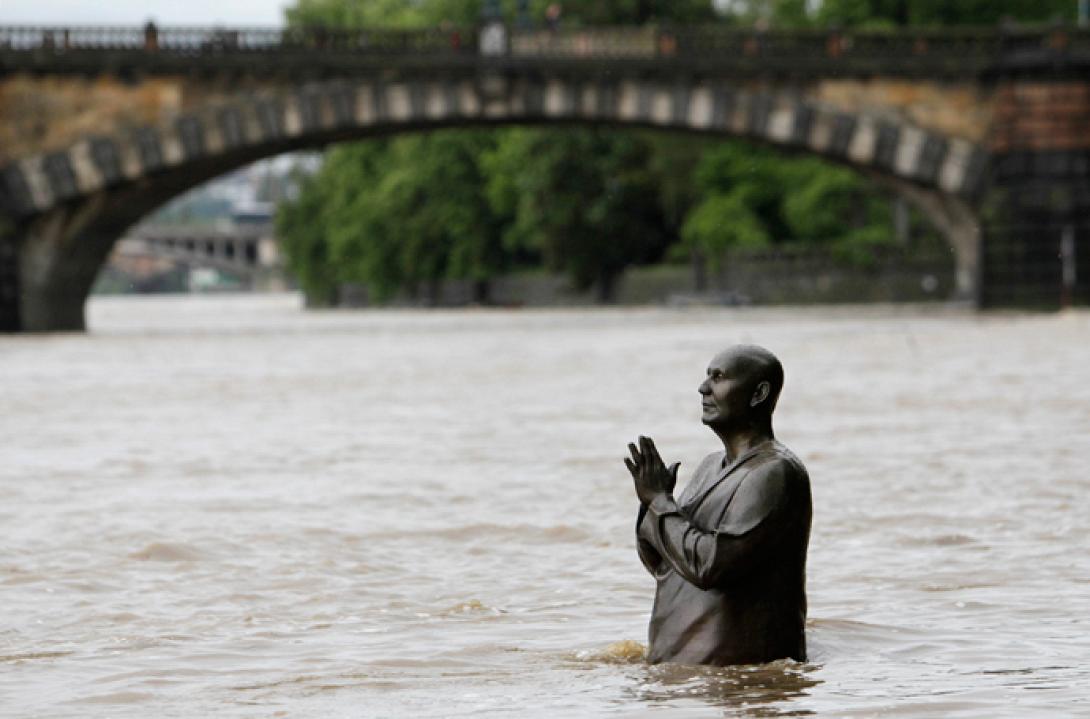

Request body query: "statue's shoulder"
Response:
[750, 441, 809, 482]
[696, 451, 726, 474]
[718, 443, 809, 534]
[680, 452, 718, 491]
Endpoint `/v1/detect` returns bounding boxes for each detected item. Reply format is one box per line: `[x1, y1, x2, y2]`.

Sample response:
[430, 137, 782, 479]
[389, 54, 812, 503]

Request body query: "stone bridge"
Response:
[112, 222, 284, 288]
[1, 23, 1089, 330]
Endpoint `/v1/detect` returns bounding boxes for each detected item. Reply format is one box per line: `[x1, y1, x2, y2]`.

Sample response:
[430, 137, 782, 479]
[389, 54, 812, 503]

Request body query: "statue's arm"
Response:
[633, 452, 717, 577]
[635, 503, 664, 575]
[642, 460, 796, 591]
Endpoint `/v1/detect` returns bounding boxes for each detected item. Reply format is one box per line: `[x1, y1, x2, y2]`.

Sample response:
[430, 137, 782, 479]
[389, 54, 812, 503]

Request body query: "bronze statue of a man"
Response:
[625, 345, 812, 666]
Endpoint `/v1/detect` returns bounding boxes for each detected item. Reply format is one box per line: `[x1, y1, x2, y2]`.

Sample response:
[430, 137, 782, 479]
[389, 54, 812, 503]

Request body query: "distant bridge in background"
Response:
[107, 221, 287, 293]
[1, 22, 1089, 330]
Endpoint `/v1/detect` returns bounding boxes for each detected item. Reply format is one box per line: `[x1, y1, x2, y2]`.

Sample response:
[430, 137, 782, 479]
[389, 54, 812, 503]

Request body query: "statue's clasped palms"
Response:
[625, 435, 680, 506]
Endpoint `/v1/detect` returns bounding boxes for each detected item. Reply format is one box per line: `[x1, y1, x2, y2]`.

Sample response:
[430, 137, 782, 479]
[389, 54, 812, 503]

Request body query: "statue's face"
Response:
[698, 350, 754, 427]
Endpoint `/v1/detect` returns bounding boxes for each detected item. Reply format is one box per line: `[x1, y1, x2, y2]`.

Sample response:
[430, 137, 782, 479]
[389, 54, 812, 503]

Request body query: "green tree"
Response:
[276, 168, 341, 306]
[285, 0, 482, 28]
[682, 141, 897, 266]
[681, 142, 775, 265]
[645, 133, 709, 238]
[644, 134, 713, 285]
[486, 129, 668, 301]
[286, 0, 422, 28]
[307, 132, 504, 304]
[780, 159, 894, 262]
[682, 191, 772, 261]
[314, 141, 400, 300]
[377, 131, 504, 302]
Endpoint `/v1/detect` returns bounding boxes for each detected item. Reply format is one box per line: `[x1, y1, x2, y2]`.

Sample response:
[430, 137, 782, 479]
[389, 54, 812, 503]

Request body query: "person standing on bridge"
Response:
[143, 20, 158, 52]
[545, 3, 562, 32]
[625, 345, 812, 665]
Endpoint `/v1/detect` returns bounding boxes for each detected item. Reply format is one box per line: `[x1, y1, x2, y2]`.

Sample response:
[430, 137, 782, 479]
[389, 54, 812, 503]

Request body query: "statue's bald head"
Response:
[706, 344, 784, 421]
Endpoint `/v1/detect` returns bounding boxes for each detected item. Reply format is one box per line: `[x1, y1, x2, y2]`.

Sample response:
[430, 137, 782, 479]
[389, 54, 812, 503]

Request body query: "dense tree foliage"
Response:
[485, 130, 670, 299]
[280, 132, 505, 304]
[277, 0, 1077, 304]
[682, 144, 892, 264]
[286, 0, 478, 28]
[278, 168, 340, 305]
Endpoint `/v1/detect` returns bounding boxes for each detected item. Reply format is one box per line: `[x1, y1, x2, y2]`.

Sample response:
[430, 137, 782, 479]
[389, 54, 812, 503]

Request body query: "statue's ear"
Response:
[750, 380, 770, 407]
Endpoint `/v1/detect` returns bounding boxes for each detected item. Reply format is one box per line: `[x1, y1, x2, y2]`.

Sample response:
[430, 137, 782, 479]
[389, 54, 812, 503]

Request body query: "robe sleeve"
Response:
[635, 503, 665, 576]
[634, 452, 718, 578]
[641, 458, 795, 591]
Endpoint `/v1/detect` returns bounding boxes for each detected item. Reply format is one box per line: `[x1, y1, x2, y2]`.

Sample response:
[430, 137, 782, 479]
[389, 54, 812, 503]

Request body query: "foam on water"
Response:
[573, 639, 648, 664]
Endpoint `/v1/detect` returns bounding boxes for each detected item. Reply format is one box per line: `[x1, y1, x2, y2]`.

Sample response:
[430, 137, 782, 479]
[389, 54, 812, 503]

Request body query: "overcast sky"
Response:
[0, 0, 290, 26]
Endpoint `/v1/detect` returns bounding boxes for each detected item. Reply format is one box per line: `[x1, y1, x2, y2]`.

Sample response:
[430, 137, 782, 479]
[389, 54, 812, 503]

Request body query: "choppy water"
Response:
[2, 295, 1089, 718]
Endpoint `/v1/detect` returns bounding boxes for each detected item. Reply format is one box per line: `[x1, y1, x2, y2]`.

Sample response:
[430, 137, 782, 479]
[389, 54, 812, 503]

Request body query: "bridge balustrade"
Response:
[0, 25, 477, 54]
[510, 27, 657, 57]
[130, 228, 270, 273]
[1, 23, 1088, 74]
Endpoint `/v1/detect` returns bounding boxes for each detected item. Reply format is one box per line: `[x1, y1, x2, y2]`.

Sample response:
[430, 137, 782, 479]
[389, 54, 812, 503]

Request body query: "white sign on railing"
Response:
[479, 21, 507, 56]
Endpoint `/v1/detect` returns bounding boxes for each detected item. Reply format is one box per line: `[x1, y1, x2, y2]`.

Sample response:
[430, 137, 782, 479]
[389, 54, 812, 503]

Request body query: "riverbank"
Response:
[334, 248, 955, 308]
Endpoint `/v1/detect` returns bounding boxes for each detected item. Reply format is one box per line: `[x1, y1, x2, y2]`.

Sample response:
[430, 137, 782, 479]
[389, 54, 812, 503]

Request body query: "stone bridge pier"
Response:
[981, 81, 1090, 307]
[8, 188, 162, 331]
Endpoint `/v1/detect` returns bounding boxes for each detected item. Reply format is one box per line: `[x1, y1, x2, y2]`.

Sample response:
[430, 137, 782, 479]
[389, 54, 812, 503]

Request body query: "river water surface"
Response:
[2, 295, 1088, 717]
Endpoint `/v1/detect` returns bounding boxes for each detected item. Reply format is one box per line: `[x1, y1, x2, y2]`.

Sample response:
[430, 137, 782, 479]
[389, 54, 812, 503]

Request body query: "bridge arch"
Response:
[0, 76, 988, 331]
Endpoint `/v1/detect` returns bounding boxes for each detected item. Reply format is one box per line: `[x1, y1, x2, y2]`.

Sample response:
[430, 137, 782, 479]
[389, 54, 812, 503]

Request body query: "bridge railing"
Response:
[1, 23, 1088, 71]
[509, 25, 1090, 61]
[0, 25, 476, 54]
[511, 27, 658, 57]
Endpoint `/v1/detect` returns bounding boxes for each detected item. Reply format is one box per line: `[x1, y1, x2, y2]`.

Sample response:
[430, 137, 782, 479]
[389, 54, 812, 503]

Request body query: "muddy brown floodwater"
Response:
[2, 295, 1088, 717]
